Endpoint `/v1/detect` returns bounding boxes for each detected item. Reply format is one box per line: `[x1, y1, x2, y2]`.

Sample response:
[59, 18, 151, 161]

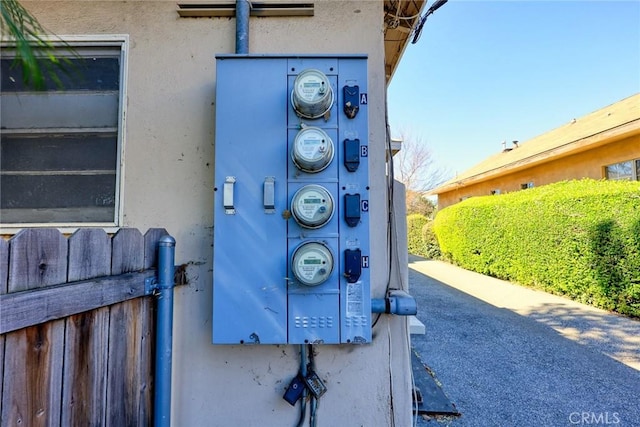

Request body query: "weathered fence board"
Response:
[67, 228, 112, 282]
[8, 228, 68, 292]
[0, 227, 169, 427]
[107, 227, 152, 426]
[112, 227, 144, 274]
[62, 229, 112, 426]
[3, 228, 68, 427]
[0, 238, 7, 289]
[0, 271, 154, 335]
[144, 228, 169, 269]
[62, 307, 110, 426]
[0, 238, 9, 422]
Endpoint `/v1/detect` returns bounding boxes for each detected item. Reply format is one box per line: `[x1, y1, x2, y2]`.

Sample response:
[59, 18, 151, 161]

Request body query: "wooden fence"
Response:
[0, 227, 169, 427]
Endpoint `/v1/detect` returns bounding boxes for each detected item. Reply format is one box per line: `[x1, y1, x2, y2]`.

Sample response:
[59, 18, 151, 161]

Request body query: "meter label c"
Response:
[361, 200, 369, 212]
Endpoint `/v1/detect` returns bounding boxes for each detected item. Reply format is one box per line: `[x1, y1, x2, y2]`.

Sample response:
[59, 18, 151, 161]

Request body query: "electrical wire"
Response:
[380, 32, 421, 425]
[386, 10, 422, 21]
[412, 0, 448, 44]
[296, 344, 308, 427]
[307, 344, 317, 427]
[385, 0, 422, 21]
[372, 55, 399, 331]
[388, 319, 396, 427]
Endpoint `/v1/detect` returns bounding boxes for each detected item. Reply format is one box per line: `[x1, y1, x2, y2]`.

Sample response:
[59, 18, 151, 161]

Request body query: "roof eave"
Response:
[383, 0, 426, 84]
[429, 119, 640, 195]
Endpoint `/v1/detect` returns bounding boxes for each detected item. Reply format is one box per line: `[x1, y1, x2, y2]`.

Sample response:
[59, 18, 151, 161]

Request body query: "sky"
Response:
[387, 0, 640, 180]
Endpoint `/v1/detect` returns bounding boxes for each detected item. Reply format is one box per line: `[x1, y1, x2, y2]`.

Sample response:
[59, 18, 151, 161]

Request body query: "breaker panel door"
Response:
[212, 59, 288, 344]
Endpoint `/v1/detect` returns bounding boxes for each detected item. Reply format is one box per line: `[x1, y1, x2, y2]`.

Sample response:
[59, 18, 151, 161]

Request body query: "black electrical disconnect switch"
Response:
[344, 193, 361, 227]
[343, 85, 360, 118]
[344, 139, 360, 172]
[344, 249, 362, 283]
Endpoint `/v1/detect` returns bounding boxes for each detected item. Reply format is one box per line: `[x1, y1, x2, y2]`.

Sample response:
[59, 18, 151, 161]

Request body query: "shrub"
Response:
[421, 220, 441, 259]
[407, 214, 441, 259]
[407, 214, 429, 256]
[433, 179, 640, 317]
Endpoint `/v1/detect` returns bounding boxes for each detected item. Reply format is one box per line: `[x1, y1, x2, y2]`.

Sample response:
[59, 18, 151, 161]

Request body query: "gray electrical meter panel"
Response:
[213, 55, 370, 345]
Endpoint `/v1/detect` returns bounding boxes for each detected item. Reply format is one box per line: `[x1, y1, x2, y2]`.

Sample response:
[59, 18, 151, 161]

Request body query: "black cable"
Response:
[411, 0, 448, 44]
[307, 344, 317, 427]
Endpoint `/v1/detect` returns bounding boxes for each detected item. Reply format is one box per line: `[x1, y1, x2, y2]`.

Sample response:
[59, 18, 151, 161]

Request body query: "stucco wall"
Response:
[25, 1, 413, 425]
[438, 134, 640, 208]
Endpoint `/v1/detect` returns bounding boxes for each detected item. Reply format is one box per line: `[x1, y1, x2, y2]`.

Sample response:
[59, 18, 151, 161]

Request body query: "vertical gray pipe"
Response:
[154, 235, 176, 427]
[236, 0, 250, 54]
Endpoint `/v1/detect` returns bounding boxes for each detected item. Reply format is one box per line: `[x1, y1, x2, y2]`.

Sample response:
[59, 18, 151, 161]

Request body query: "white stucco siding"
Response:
[26, 1, 412, 425]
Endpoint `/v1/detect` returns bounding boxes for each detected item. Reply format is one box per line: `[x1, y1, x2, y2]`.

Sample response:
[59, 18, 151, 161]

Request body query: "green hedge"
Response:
[407, 214, 441, 259]
[407, 214, 429, 256]
[433, 179, 640, 317]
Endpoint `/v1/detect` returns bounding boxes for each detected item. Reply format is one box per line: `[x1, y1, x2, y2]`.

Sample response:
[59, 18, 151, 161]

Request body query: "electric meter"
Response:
[291, 69, 334, 119]
[291, 241, 334, 286]
[291, 185, 334, 229]
[291, 127, 334, 173]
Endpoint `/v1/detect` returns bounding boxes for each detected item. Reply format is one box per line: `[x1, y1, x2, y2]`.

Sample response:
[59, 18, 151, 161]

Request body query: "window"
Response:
[520, 182, 534, 190]
[490, 189, 501, 195]
[1, 37, 127, 226]
[605, 159, 640, 181]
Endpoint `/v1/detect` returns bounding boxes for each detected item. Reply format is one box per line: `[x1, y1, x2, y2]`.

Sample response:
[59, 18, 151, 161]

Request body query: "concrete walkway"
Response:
[409, 256, 640, 426]
[411, 257, 640, 370]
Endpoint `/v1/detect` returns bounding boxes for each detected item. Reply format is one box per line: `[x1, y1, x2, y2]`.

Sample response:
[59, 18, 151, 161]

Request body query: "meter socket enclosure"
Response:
[213, 55, 370, 345]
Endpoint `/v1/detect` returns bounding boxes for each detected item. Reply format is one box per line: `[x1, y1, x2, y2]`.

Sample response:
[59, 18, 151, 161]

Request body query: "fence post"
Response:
[154, 235, 176, 427]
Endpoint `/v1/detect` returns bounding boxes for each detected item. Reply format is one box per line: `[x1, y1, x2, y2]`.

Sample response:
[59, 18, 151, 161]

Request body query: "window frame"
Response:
[604, 159, 640, 181]
[0, 35, 128, 232]
[520, 181, 534, 190]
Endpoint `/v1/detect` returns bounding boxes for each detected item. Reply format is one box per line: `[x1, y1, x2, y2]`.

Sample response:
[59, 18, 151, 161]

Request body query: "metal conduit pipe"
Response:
[154, 235, 176, 427]
[236, 0, 250, 54]
[296, 345, 308, 427]
[371, 290, 417, 315]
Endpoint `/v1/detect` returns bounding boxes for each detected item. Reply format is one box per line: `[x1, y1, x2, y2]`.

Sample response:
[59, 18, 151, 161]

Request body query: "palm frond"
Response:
[1, 0, 65, 89]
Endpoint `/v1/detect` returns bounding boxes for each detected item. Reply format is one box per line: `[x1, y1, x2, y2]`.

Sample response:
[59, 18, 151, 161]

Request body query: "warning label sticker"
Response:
[346, 282, 363, 317]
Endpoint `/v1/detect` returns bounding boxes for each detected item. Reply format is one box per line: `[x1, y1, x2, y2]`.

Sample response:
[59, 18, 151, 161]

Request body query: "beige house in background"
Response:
[430, 93, 640, 208]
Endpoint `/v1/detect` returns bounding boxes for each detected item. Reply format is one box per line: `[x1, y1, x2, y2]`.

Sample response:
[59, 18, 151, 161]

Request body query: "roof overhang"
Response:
[383, 0, 427, 84]
[429, 118, 640, 195]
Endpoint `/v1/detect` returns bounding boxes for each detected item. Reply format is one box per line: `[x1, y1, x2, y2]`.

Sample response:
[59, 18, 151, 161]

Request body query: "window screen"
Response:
[0, 42, 125, 225]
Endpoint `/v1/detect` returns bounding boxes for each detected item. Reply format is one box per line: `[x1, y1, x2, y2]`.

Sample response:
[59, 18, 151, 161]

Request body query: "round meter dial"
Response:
[291, 185, 334, 229]
[291, 242, 334, 286]
[292, 127, 334, 173]
[291, 69, 334, 119]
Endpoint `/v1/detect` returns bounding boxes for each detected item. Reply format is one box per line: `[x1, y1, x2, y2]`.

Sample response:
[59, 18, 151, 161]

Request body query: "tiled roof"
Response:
[431, 93, 640, 194]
